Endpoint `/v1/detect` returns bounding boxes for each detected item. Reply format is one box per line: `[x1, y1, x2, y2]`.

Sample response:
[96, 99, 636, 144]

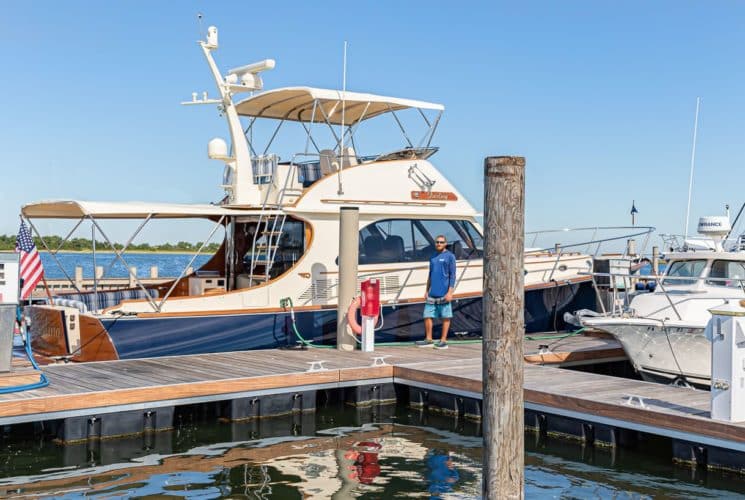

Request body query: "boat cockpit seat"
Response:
[450, 240, 466, 259]
[340, 146, 358, 168]
[319, 149, 338, 176]
[381, 235, 405, 262]
[363, 235, 385, 263]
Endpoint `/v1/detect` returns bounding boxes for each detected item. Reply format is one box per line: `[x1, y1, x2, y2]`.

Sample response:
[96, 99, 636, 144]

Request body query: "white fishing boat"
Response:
[582, 213, 745, 387]
[23, 26, 610, 362]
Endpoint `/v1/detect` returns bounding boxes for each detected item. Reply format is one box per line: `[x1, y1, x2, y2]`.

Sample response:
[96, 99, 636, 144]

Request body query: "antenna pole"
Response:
[337, 41, 347, 195]
[684, 97, 701, 239]
[196, 13, 204, 39]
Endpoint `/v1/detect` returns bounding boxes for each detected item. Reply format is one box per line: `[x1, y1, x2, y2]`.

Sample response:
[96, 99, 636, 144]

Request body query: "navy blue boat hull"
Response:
[101, 280, 595, 360]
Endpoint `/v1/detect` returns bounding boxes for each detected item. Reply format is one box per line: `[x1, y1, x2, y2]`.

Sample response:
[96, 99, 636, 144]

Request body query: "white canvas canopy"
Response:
[21, 200, 253, 219]
[235, 87, 444, 125]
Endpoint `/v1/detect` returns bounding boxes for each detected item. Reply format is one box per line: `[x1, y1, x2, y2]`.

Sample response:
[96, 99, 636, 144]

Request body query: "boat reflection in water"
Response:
[1, 406, 744, 498]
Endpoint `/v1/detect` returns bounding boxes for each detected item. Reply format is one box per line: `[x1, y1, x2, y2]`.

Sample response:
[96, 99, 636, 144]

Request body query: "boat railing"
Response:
[524, 225, 655, 283]
[584, 270, 745, 319]
[659, 232, 745, 252]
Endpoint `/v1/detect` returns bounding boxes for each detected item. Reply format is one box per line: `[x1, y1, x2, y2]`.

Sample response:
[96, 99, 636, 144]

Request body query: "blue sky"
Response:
[1, 2, 744, 244]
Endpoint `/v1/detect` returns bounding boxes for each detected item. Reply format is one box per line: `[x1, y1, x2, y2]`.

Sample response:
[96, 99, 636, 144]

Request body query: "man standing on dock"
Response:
[417, 235, 456, 349]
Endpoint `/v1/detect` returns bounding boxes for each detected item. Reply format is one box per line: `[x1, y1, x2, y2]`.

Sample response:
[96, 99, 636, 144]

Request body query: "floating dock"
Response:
[1, 334, 742, 472]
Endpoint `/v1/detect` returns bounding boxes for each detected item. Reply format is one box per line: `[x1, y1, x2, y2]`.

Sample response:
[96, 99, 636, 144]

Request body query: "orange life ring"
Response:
[347, 296, 379, 335]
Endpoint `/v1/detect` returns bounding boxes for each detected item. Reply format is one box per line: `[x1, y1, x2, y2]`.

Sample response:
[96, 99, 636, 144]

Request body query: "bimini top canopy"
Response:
[22, 200, 252, 219]
[235, 86, 444, 125]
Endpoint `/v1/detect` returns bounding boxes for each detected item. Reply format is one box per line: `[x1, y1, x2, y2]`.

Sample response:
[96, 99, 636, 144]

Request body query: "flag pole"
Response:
[40, 274, 53, 302]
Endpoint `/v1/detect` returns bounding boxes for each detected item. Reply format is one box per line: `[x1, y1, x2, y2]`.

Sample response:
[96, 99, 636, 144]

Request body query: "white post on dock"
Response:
[705, 300, 745, 422]
[92, 224, 99, 311]
[337, 207, 359, 351]
[483, 156, 525, 498]
[150, 266, 158, 279]
[74, 266, 83, 289]
[128, 267, 137, 288]
[652, 246, 659, 276]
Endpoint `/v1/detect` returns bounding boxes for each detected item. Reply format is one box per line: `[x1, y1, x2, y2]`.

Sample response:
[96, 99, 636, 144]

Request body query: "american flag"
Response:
[15, 221, 44, 300]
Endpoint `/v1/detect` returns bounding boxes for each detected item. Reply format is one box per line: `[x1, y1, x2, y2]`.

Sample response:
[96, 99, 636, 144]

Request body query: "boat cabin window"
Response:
[706, 260, 745, 288]
[662, 260, 706, 286]
[358, 219, 483, 264]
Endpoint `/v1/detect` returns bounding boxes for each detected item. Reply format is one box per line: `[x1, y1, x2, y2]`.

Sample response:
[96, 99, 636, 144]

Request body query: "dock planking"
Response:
[396, 357, 745, 452]
[0, 335, 614, 422]
[0, 333, 744, 466]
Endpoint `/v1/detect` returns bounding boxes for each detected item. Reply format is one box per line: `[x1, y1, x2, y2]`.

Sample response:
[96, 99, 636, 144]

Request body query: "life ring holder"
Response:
[347, 296, 380, 335]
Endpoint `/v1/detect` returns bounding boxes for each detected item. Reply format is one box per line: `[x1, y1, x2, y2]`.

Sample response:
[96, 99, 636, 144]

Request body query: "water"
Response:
[1, 404, 744, 498]
[39, 252, 213, 280]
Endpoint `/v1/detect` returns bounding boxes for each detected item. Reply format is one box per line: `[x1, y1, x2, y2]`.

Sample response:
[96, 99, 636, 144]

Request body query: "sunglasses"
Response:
[435, 241, 446, 244]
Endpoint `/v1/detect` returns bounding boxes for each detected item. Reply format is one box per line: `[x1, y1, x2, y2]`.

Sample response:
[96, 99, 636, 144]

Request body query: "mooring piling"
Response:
[482, 156, 526, 499]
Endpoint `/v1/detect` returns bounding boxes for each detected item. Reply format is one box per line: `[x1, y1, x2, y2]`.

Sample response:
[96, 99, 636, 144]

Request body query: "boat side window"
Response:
[358, 219, 483, 264]
[707, 260, 745, 288]
[662, 260, 706, 286]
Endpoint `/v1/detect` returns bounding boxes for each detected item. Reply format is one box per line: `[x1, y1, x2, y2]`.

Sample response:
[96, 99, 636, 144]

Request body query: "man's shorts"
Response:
[423, 297, 453, 319]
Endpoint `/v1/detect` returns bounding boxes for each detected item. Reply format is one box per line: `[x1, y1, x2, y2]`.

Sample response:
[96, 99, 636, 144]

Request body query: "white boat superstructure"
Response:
[583, 213, 745, 386]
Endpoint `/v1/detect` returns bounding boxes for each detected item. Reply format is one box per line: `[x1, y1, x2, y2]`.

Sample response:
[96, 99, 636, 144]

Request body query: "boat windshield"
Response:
[358, 218, 483, 264]
[706, 260, 745, 288]
[662, 259, 707, 286]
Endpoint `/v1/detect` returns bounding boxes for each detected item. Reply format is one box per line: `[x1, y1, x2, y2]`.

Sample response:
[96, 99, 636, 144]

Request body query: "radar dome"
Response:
[697, 216, 731, 251]
[208, 138, 230, 161]
[697, 216, 731, 237]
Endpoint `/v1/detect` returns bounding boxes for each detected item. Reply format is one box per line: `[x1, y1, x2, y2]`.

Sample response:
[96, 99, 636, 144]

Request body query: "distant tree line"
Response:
[0, 234, 220, 253]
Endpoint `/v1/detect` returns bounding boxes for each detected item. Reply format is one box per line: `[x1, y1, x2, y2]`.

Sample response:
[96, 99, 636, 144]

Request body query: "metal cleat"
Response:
[622, 394, 646, 408]
[370, 355, 391, 367]
[306, 360, 328, 372]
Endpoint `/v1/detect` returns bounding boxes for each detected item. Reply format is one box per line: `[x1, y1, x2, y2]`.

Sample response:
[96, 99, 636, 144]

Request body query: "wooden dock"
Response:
[1, 334, 742, 471]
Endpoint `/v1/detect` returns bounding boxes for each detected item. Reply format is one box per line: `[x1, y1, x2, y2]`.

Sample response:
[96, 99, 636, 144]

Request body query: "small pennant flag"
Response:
[15, 221, 44, 300]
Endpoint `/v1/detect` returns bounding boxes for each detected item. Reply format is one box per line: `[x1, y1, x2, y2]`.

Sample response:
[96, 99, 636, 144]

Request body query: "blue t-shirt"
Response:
[428, 250, 456, 298]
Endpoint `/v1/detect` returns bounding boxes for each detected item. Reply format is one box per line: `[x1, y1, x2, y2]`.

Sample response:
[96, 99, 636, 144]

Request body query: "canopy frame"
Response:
[22, 210, 233, 314]
[236, 87, 444, 162]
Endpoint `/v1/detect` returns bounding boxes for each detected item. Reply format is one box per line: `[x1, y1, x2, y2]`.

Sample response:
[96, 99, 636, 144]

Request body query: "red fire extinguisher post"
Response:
[360, 279, 380, 352]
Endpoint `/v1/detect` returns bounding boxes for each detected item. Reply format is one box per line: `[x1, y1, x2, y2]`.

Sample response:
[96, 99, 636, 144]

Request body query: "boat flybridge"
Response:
[23, 26, 600, 362]
[582, 212, 745, 387]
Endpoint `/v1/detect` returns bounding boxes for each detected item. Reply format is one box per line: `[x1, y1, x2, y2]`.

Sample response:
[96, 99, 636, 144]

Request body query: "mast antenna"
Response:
[196, 13, 204, 39]
[684, 96, 701, 239]
[337, 40, 348, 195]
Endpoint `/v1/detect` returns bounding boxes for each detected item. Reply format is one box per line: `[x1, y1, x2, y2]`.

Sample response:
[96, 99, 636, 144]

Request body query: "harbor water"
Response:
[39, 252, 213, 280]
[1, 402, 744, 498]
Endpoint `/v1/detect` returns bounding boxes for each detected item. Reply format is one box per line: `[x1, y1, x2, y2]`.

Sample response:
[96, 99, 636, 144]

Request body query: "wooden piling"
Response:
[483, 156, 525, 498]
[652, 246, 659, 276]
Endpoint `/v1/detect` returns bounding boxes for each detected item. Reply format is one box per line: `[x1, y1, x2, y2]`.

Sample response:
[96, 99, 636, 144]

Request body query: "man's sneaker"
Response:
[433, 341, 449, 349]
[415, 339, 434, 347]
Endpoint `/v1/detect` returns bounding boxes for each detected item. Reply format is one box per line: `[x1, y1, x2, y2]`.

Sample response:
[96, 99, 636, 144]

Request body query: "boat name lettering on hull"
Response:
[411, 191, 458, 201]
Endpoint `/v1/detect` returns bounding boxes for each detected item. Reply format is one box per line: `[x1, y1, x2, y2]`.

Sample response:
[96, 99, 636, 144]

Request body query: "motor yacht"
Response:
[23, 26, 602, 362]
[582, 214, 745, 387]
